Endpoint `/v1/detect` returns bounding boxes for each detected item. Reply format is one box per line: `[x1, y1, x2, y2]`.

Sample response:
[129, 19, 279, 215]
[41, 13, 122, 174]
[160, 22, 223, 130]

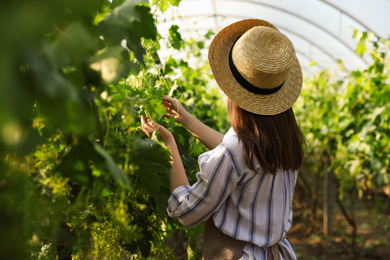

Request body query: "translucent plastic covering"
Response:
[156, 0, 390, 74]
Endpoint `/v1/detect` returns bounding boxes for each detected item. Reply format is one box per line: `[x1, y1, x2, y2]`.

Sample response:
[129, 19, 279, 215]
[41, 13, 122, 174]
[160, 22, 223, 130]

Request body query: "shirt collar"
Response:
[223, 127, 236, 141]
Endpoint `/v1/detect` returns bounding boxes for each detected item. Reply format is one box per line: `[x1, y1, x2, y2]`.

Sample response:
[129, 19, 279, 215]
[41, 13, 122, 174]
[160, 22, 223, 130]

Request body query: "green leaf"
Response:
[156, 0, 169, 12]
[155, 0, 180, 12]
[93, 142, 132, 190]
[370, 106, 386, 122]
[13, 127, 44, 157]
[57, 139, 131, 191]
[205, 30, 214, 39]
[102, 0, 146, 27]
[356, 41, 367, 56]
[57, 139, 96, 187]
[98, 0, 157, 63]
[28, 51, 96, 135]
[112, 0, 128, 6]
[130, 138, 170, 198]
[102, 187, 114, 197]
[90, 46, 137, 83]
[164, 55, 178, 74]
[50, 22, 98, 68]
[169, 0, 181, 6]
[169, 25, 182, 50]
[355, 31, 373, 56]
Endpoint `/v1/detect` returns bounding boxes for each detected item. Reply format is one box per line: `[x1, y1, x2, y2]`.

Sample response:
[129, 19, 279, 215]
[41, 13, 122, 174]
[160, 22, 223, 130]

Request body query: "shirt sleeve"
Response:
[167, 144, 240, 226]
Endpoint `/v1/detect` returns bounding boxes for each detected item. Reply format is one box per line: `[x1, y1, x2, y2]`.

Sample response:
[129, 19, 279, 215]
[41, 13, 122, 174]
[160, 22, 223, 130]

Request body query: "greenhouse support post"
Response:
[323, 160, 332, 237]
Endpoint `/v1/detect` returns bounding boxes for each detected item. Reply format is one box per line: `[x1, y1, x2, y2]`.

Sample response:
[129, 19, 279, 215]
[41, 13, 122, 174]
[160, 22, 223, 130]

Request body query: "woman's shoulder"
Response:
[201, 128, 239, 156]
[199, 131, 239, 162]
[222, 127, 239, 148]
[219, 128, 249, 172]
[221, 128, 264, 174]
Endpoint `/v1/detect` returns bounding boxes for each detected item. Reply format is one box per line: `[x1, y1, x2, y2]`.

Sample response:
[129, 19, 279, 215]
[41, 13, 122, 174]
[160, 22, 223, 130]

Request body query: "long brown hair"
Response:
[228, 98, 305, 174]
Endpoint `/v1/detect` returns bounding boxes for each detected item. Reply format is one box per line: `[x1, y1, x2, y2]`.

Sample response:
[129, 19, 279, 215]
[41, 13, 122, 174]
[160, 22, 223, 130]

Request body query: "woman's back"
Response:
[143, 18, 305, 259]
[168, 128, 297, 259]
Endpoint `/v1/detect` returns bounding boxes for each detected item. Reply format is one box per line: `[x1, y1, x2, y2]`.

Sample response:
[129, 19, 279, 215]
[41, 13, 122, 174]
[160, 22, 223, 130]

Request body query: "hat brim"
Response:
[208, 19, 302, 115]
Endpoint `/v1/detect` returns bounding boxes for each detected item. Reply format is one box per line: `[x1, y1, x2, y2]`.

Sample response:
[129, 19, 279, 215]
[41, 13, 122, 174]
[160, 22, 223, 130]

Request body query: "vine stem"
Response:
[150, 43, 171, 92]
[90, 99, 104, 147]
[113, 84, 125, 100]
[335, 182, 357, 256]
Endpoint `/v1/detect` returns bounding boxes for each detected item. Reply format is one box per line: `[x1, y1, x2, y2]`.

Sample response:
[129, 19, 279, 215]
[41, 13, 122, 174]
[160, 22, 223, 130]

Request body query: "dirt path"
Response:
[288, 199, 390, 259]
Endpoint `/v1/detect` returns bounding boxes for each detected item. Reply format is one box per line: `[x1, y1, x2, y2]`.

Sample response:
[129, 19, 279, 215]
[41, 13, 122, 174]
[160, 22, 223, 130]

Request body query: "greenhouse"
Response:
[0, 0, 389, 259]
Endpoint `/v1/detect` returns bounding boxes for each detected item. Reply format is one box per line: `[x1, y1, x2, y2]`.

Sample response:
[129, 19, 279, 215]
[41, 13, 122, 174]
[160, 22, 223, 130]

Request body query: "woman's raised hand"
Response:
[162, 96, 188, 124]
[140, 115, 174, 144]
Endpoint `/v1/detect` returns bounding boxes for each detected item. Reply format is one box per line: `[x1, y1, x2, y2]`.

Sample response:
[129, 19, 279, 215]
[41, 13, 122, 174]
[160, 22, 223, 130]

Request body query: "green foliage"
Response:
[169, 25, 183, 50]
[152, 0, 181, 13]
[4, 0, 387, 258]
[0, 0, 226, 258]
[297, 32, 390, 195]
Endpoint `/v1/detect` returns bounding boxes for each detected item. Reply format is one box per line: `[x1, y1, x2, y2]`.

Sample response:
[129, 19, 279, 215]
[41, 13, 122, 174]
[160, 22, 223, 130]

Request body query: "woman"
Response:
[141, 19, 305, 260]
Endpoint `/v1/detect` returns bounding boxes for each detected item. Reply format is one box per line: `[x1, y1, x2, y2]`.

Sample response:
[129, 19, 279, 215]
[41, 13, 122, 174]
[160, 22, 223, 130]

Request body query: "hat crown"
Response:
[232, 26, 295, 89]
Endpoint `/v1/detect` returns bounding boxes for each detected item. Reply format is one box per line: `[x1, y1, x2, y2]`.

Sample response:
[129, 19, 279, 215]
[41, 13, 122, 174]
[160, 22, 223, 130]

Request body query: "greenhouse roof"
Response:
[157, 0, 390, 74]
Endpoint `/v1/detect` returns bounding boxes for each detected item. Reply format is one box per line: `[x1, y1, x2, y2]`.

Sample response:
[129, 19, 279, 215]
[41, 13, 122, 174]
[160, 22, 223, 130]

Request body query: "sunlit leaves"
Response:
[169, 25, 183, 50]
[163, 55, 179, 74]
[98, 0, 156, 63]
[51, 22, 98, 67]
[130, 138, 170, 198]
[90, 46, 134, 83]
[57, 139, 99, 188]
[152, 0, 181, 13]
[0, 0, 229, 258]
[93, 142, 131, 190]
[298, 30, 390, 195]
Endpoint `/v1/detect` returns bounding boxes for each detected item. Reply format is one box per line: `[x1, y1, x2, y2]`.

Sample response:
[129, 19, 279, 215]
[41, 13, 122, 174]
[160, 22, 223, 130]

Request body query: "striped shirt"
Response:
[167, 128, 297, 259]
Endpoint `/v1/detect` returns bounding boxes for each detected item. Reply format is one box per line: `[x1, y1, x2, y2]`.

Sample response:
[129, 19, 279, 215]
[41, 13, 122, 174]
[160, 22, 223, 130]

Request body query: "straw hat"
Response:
[208, 19, 302, 115]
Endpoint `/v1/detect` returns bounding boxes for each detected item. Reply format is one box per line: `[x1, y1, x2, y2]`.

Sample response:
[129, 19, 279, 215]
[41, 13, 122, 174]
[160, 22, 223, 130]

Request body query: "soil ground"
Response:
[288, 198, 390, 260]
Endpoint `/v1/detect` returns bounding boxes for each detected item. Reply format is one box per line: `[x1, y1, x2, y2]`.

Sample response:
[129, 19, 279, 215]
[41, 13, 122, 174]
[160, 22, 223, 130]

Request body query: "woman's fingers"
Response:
[162, 96, 180, 111]
[161, 100, 172, 107]
[162, 101, 172, 112]
[141, 114, 147, 124]
[162, 96, 182, 118]
[140, 115, 173, 143]
[162, 95, 176, 103]
[165, 106, 175, 115]
[162, 100, 175, 110]
[141, 115, 155, 137]
[162, 103, 177, 119]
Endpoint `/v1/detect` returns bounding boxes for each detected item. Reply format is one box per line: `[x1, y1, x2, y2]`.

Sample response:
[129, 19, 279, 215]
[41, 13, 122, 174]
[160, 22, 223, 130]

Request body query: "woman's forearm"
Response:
[166, 137, 190, 192]
[180, 112, 224, 150]
[162, 96, 224, 149]
[140, 115, 189, 192]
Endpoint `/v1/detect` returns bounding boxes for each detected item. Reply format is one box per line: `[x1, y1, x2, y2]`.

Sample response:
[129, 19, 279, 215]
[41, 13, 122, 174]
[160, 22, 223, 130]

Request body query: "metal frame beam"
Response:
[318, 0, 378, 36]
[174, 14, 350, 71]
[184, 0, 369, 65]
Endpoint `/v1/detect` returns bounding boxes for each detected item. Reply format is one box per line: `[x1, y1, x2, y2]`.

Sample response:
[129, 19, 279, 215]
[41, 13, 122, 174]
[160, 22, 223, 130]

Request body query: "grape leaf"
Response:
[93, 142, 132, 191]
[169, 25, 182, 50]
[90, 46, 134, 83]
[51, 22, 98, 68]
[154, 0, 180, 12]
[98, 0, 157, 63]
[130, 138, 170, 198]
[169, 0, 181, 6]
[57, 139, 97, 187]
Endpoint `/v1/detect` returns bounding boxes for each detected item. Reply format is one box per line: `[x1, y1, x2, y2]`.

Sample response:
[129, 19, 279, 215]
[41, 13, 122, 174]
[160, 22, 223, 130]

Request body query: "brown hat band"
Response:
[228, 38, 285, 95]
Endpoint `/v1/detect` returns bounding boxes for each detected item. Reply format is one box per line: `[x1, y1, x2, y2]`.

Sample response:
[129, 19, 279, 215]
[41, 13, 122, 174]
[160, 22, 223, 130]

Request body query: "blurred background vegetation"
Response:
[0, 0, 389, 259]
